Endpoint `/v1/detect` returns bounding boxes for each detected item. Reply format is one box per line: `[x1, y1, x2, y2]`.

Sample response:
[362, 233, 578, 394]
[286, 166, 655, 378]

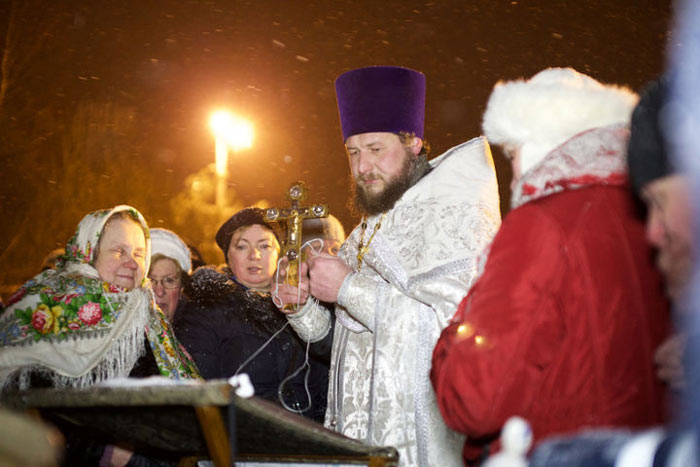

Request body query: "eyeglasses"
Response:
[149, 276, 181, 289]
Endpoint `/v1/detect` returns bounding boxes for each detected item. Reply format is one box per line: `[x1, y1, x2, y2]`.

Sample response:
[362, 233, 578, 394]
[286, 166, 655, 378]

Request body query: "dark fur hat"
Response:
[627, 77, 675, 195]
[215, 207, 278, 255]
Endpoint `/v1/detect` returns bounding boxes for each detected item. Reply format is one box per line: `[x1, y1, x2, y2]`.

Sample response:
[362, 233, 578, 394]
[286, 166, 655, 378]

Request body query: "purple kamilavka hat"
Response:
[335, 66, 426, 141]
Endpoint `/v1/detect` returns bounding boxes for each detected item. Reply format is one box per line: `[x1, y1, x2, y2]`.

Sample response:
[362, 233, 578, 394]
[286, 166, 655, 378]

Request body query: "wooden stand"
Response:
[1, 379, 399, 466]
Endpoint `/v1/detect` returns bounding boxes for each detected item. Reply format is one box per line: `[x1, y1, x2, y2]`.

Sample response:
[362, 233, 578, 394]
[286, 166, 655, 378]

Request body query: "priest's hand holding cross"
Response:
[306, 249, 352, 304]
[274, 250, 351, 312]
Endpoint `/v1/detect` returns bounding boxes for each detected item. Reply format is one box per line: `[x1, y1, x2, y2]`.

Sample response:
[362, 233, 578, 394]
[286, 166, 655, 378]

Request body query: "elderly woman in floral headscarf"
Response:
[0, 205, 199, 390]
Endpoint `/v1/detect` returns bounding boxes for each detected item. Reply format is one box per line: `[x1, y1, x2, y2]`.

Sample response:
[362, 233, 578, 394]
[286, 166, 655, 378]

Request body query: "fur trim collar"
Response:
[188, 265, 288, 336]
[511, 123, 630, 209]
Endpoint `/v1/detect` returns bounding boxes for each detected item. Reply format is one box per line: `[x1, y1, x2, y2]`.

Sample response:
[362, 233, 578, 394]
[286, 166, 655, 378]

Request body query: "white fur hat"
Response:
[150, 228, 192, 274]
[482, 67, 638, 174]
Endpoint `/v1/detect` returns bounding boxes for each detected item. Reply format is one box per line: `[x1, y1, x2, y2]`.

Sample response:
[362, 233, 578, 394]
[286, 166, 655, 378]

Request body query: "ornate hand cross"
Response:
[265, 181, 327, 292]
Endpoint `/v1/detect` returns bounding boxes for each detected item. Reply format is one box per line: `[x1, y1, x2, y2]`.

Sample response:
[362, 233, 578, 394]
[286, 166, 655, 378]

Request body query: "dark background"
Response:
[0, 0, 674, 295]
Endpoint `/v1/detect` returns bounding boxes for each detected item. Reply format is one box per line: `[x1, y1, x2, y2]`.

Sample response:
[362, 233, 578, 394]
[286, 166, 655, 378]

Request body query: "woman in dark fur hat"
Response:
[174, 207, 329, 422]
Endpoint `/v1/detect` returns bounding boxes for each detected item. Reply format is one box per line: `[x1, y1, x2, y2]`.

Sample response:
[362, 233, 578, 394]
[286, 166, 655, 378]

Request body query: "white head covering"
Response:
[58, 204, 152, 281]
[150, 228, 192, 274]
[301, 215, 346, 245]
[482, 67, 638, 175]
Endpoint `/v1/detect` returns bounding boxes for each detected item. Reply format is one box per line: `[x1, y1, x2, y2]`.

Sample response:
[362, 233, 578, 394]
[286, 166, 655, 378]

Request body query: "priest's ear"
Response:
[399, 132, 423, 156]
[408, 137, 423, 156]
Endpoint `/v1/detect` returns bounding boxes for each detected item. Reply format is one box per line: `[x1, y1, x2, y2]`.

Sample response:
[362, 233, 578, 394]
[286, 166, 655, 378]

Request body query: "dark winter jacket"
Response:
[174, 266, 330, 422]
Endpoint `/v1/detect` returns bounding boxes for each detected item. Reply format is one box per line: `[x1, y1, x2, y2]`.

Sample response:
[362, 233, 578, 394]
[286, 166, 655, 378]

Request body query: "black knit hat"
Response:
[627, 77, 675, 195]
[215, 207, 279, 255]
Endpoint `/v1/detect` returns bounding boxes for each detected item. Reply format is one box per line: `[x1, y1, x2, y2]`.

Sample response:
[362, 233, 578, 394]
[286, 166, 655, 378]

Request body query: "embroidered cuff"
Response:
[337, 272, 380, 330]
[286, 298, 332, 342]
[337, 271, 358, 309]
[286, 298, 316, 320]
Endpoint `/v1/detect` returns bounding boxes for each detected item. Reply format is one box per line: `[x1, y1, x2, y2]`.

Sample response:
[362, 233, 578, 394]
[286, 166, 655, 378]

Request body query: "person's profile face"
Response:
[642, 174, 694, 301]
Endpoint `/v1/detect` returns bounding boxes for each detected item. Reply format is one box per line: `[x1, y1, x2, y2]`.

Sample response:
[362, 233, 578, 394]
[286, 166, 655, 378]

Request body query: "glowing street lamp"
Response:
[209, 110, 254, 207]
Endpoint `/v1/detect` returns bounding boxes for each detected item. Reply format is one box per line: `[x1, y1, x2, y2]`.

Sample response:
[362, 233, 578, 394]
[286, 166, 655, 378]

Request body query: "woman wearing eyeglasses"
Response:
[148, 228, 193, 323]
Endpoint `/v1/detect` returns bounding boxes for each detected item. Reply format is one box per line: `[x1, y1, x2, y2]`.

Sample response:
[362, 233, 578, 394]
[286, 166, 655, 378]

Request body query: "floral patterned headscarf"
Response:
[58, 205, 152, 280]
[0, 205, 199, 390]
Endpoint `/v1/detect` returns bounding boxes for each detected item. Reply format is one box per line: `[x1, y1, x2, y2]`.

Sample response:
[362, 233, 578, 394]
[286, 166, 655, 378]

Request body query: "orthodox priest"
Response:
[275, 66, 501, 466]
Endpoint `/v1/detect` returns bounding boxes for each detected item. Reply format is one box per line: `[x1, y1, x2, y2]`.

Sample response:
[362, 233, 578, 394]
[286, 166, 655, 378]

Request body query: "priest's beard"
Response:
[350, 151, 418, 216]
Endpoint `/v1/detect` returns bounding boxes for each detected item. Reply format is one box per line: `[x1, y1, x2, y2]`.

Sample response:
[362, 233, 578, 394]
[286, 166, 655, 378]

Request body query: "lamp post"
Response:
[209, 110, 254, 208]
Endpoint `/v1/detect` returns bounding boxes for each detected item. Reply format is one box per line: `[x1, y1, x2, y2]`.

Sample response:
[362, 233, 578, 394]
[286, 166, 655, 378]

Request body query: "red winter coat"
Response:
[431, 125, 670, 462]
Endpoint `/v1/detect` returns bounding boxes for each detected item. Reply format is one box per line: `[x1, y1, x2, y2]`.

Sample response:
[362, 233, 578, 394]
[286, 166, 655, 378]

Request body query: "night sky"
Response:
[0, 0, 674, 293]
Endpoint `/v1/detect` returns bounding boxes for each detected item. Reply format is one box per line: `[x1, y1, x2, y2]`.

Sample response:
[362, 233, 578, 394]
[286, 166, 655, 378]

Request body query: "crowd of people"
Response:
[0, 27, 698, 467]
